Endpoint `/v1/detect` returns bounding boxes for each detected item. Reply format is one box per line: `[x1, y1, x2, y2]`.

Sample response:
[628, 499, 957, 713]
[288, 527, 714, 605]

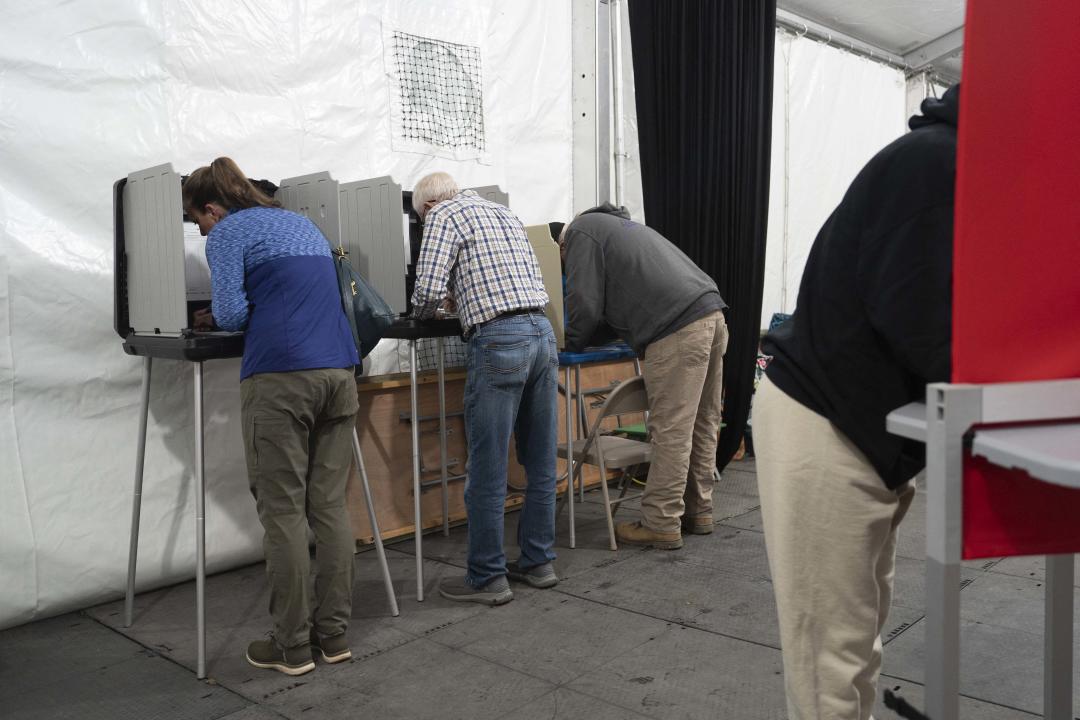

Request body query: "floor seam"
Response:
[877, 672, 1043, 717]
[881, 613, 924, 646]
[551, 585, 783, 653]
[79, 609, 257, 711]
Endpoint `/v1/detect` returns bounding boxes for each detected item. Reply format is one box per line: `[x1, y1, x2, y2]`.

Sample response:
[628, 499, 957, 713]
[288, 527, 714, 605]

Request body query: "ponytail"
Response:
[182, 156, 280, 214]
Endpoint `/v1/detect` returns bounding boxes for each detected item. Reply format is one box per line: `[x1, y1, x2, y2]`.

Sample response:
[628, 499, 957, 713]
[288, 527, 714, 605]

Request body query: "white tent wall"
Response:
[0, 0, 571, 630]
[761, 32, 908, 329]
[613, 0, 646, 223]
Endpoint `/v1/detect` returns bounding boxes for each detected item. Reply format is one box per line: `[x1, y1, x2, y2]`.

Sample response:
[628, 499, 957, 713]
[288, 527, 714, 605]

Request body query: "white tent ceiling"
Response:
[777, 0, 964, 83]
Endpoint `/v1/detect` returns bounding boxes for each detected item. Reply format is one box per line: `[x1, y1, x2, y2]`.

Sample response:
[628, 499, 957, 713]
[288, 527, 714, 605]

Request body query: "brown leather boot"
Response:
[681, 514, 714, 535]
[615, 521, 683, 550]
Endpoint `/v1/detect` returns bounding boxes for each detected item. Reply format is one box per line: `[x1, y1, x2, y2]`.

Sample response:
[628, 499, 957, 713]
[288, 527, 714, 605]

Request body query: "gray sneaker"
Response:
[438, 575, 514, 606]
[309, 629, 352, 664]
[246, 637, 315, 676]
[506, 561, 558, 589]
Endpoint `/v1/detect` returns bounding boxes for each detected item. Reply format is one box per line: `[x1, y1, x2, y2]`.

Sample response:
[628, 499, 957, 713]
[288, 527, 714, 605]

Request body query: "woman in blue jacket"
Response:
[184, 157, 359, 676]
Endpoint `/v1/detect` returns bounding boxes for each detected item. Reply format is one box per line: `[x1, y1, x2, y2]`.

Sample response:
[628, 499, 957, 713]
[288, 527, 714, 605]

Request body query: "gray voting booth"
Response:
[115, 164, 508, 336]
[277, 170, 508, 317]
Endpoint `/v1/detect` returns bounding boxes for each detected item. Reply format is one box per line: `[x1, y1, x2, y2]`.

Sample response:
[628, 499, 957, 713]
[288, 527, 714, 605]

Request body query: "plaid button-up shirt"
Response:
[411, 190, 548, 335]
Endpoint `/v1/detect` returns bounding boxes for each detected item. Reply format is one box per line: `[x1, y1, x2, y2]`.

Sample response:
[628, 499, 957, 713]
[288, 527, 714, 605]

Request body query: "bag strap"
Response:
[332, 246, 362, 351]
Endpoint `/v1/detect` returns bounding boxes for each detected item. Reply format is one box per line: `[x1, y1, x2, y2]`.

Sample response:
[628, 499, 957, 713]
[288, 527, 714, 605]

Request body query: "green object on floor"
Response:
[613, 422, 647, 440]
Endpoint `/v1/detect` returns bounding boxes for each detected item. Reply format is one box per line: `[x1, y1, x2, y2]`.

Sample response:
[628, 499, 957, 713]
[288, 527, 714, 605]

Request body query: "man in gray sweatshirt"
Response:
[561, 204, 728, 549]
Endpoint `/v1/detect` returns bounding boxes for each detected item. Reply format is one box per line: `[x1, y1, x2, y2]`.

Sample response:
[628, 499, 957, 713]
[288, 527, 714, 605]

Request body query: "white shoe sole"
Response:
[245, 652, 315, 676]
[316, 647, 352, 664]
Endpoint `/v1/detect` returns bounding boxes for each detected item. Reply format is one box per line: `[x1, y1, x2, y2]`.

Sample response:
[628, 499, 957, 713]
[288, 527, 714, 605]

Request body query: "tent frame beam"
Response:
[776, 9, 906, 68]
[776, 8, 961, 85]
[903, 26, 964, 78]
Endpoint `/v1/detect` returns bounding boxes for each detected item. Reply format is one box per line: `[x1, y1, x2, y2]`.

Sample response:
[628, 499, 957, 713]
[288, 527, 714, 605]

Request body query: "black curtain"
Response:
[629, 0, 775, 470]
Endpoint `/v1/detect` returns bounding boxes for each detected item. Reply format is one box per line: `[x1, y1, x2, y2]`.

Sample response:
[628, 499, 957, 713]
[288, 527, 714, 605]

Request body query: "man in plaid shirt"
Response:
[411, 172, 559, 605]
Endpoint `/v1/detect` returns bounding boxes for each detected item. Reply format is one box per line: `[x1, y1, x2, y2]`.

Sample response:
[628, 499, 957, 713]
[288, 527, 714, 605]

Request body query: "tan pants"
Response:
[241, 368, 359, 649]
[640, 310, 728, 533]
[754, 375, 914, 720]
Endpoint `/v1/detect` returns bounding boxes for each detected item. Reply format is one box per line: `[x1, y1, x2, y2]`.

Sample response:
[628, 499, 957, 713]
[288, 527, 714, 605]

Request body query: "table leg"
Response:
[575, 364, 585, 502]
[409, 341, 424, 601]
[193, 361, 206, 680]
[124, 357, 152, 628]
[437, 338, 449, 537]
[352, 429, 400, 617]
[1044, 554, 1074, 720]
[565, 365, 576, 549]
[925, 385, 980, 720]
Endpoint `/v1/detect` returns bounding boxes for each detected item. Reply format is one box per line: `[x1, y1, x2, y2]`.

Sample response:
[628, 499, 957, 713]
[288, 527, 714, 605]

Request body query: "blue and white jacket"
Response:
[205, 207, 359, 380]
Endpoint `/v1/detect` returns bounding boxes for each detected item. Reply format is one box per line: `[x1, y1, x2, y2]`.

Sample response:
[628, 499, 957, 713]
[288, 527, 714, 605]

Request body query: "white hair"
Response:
[412, 172, 460, 217]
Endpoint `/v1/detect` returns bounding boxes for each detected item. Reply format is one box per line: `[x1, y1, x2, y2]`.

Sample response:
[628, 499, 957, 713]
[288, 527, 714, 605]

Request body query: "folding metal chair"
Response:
[557, 375, 652, 550]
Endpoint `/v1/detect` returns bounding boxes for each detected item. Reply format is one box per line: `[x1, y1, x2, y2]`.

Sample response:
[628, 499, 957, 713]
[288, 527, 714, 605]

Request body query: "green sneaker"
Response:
[245, 637, 315, 676]
[438, 575, 514, 606]
[310, 630, 352, 664]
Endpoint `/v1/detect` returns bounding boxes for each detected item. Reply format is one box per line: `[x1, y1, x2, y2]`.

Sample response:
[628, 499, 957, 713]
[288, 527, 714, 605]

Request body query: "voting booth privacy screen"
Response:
[0, 0, 571, 630]
[953, 0, 1080, 559]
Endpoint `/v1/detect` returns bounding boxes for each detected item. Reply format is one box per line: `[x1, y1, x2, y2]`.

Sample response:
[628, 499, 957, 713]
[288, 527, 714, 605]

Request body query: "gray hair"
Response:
[412, 172, 460, 217]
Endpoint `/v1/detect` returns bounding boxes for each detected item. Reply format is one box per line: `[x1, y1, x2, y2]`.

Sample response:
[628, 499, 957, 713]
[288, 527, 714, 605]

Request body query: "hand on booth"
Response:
[193, 307, 216, 331]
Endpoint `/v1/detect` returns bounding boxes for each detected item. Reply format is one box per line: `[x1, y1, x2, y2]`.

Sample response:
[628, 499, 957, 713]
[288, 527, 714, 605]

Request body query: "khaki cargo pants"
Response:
[640, 310, 729, 533]
[241, 368, 359, 649]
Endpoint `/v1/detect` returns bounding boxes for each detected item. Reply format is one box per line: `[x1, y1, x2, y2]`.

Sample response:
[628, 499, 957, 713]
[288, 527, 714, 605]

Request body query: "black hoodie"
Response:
[762, 85, 959, 488]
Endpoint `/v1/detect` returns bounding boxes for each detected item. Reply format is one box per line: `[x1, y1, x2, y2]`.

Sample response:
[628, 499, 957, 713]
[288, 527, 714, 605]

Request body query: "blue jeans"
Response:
[463, 312, 559, 588]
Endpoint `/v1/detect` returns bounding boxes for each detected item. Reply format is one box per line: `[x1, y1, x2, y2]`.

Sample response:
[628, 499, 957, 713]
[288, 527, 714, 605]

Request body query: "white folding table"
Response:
[887, 378, 1080, 719]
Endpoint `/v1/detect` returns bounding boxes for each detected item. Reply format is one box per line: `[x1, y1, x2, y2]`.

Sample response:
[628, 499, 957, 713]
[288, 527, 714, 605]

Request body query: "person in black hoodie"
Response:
[755, 85, 959, 719]
[561, 206, 728, 548]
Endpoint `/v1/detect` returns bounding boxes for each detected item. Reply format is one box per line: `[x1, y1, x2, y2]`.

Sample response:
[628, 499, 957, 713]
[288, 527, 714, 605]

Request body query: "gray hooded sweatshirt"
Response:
[563, 204, 726, 356]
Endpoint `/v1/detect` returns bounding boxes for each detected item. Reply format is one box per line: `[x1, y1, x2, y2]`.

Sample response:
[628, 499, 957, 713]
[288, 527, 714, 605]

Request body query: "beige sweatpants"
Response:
[640, 310, 728, 533]
[754, 375, 914, 720]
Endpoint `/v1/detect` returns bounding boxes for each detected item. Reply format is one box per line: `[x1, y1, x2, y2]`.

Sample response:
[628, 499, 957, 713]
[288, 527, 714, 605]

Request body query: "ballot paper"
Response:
[183, 223, 212, 301]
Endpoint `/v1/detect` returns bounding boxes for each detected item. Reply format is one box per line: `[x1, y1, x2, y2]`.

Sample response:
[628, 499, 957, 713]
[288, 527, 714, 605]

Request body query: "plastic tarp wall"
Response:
[761, 32, 908, 329]
[0, 0, 571, 630]
[615, 3, 646, 224]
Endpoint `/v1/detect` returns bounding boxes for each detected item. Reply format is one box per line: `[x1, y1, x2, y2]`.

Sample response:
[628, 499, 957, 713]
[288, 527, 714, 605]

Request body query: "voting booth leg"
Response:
[193, 361, 207, 680]
[124, 357, 152, 628]
[575, 365, 585, 502]
[925, 384, 980, 720]
[409, 341, 424, 601]
[437, 338, 450, 538]
[564, 366, 576, 549]
[351, 428, 400, 617]
[1044, 554, 1074, 719]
